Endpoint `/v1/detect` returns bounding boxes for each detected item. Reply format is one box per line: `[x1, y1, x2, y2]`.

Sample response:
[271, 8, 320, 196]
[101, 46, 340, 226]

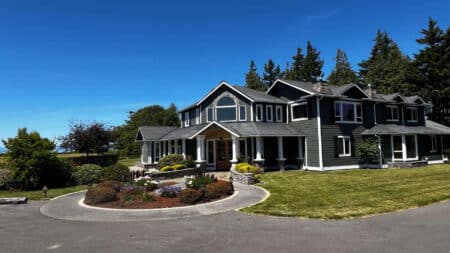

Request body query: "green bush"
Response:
[97, 180, 122, 192]
[84, 185, 118, 205]
[157, 154, 186, 169]
[142, 192, 156, 202]
[103, 163, 131, 182]
[357, 137, 379, 164]
[160, 163, 186, 172]
[185, 175, 217, 189]
[0, 169, 12, 189]
[235, 163, 262, 174]
[160, 166, 174, 172]
[73, 164, 104, 185]
[179, 188, 203, 204]
[134, 178, 159, 191]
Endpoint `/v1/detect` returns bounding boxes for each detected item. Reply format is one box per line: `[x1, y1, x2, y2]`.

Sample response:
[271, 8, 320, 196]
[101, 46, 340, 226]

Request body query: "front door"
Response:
[216, 139, 232, 171]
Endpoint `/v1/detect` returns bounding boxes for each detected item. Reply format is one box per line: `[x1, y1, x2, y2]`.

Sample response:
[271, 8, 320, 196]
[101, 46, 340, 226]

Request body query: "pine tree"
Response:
[262, 59, 281, 88]
[327, 49, 358, 85]
[300, 41, 324, 82]
[358, 30, 413, 94]
[245, 60, 265, 91]
[287, 48, 305, 80]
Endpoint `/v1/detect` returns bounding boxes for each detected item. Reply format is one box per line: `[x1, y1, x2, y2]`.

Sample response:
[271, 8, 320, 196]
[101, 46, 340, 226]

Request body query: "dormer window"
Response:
[406, 107, 418, 122]
[335, 101, 362, 123]
[216, 96, 236, 122]
[256, 104, 263, 122]
[275, 105, 283, 122]
[195, 108, 200, 124]
[386, 105, 399, 122]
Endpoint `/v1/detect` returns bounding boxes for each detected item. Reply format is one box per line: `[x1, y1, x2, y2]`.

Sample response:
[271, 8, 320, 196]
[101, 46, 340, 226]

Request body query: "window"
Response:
[405, 135, 417, 159]
[392, 135, 418, 161]
[406, 107, 418, 122]
[216, 96, 236, 122]
[266, 105, 273, 122]
[430, 135, 437, 152]
[184, 112, 190, 127]
[275, 105, 283, 122]
[386, 105, 399, 122]
[291, 102, 308, 121]
[337, 136, 351, 157]
[207, 107, 214, 122]
[335, 101, 363, 123]
[195, 108, 200, 124]
[239, 105, 246, 121]
[393, 136, 403, 160]
[256, 104, 263, 122]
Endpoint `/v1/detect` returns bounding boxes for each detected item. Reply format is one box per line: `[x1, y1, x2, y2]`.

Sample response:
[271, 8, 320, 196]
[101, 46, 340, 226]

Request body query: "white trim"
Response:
[188, 121, 240, 139]
[197, 81, 254, 105]
[291, 102, 308, 121]
[337, 83, 370, 98]
[428, 160, 445, 165]
[275, 105, 283, 122]
[391, 135, 419, 161]
[316, 97, 323, 169]
[206, 107, 214, 122]
[215, 96, 237, 122]
[405, 107, 418, 123]
[266, 79, 314, 95]
[250, 102, 254, 122]
[195, 108, 200, 124]
[334, 100, 363, 124]
[184, 111, 190, 127]
[266, 105, 273, 122]
[255, 104, 263, 122]
[337, 136, 351, 157]
[239, 105, 247, 121]
[385, 105, 399, 122]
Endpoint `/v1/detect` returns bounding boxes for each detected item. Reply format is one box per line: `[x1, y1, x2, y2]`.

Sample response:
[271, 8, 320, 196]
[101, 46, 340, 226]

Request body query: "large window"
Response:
[337, 136, 351, 157]
[406, 107, 418, 122]
[392, 135, 418, 161]
[239, 105, 246, 121]
[266, 105, 273, 122]
[256, 104, 263, 122]
[207, 107, 214, 122]
[216, 96, 236, 122]
[335, 101, 362, 123]
[291, 102, 308, 121]
[386, 105, 399, 122]
[275, 105, 283, 122]
[184, 112, 190, 127]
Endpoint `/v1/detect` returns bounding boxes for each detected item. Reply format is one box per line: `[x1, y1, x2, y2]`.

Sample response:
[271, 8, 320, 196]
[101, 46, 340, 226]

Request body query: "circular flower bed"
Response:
[84, 175, 234, 209]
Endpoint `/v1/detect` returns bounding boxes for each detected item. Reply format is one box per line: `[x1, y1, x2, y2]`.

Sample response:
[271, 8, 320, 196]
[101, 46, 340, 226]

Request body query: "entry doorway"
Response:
[206, 139, 232, 171]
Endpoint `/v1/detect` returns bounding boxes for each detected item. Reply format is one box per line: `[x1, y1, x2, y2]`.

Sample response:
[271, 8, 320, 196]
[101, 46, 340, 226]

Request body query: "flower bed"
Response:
[84, 176, 233, 209]
[231, 163, 262, 185]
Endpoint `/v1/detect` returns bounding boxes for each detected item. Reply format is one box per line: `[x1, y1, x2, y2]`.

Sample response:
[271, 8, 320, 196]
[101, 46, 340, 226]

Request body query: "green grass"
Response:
[118, 157, 140, 167]
[0, 185, 87, 200]
[242, 164, 450, 219]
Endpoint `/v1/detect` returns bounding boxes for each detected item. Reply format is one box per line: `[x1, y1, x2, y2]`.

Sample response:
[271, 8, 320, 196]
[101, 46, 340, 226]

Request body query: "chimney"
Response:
[367, 83, 373, 98]
[313, 81, 328, 94]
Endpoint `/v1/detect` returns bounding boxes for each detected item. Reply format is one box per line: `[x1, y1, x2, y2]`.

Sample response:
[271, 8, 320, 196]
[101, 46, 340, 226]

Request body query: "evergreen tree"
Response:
[327, 48, 358, 85]
[262, 59, 281, 88]
[287, 48, 305, 80]
[358, 30, 413, 94]
[245, 60, 265, 91]
[300, 41, 324, 82]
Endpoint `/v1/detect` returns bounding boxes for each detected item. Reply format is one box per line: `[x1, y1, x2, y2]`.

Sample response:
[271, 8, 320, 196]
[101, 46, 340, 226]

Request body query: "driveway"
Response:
[1, 197, 450, 252]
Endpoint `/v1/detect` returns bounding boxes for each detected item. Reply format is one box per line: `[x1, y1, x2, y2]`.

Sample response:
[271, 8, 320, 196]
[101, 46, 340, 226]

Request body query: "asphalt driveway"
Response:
[1, 199, 450, 253]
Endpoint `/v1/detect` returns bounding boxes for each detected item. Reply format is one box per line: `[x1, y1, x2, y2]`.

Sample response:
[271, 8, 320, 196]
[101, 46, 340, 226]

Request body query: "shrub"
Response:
[186, 175, 216, 189]
[73, 164, 104, 185]
[122, 185, 144, 195]
[134, 178, 159, 191]
[172, 164, 186, 170]
[0, 169, 12, 189]
[235, 163, 262, 174]
[204, 181, 234, 200]
[84, 185, 118, 205]
[142, 192, 156, 202]
[186, 155, 195, 168]
[357, 137, 379, 164]
[159, 185, 181, 198]
[157, 154, 186, 169]
[179, 188, 203, 204]
[97, 180, 122, 192]
[103, 163, 131, 182]
[160, 166, 174, 172]
[124, 194, 135, 205]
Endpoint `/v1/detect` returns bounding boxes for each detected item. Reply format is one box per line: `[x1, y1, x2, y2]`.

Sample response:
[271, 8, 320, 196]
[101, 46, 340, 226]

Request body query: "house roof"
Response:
[136, 126, 178, 141]
[361, 120, 450, 135]
[222, 122, 305, 137]
[232, 86, 288, 104]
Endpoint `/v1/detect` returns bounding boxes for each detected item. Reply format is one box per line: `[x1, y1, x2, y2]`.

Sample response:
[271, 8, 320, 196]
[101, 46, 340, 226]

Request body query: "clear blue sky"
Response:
[1, 0, 449, 148]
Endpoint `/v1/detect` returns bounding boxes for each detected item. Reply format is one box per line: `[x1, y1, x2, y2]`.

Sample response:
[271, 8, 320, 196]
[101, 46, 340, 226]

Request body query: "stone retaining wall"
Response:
[231, 168, 255, 185]
[150, 167, 199, 180]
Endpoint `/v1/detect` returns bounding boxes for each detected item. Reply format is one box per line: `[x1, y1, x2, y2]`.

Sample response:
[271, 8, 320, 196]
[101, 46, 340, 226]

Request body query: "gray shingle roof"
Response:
[232, 86, 288, 103]
[222, 122, 304, 137]
[136, 126, 178, 141]
[362, 120, 450, 135]
[160, 124, 206, 140]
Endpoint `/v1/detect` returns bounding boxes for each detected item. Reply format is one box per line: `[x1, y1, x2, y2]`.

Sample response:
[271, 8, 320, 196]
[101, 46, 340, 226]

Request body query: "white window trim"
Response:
[207, 107, 214, 122]
[239, 105, 246, 121]
[256, 104, 263, 122]
[275, 105, 283, 122]
[391, 135, 418, 161]
[430, 135, 437, 153]
[195, 108, 200, 124]
[215, 97, 237, 122]
[406, 107, 418, 123]
[266, 105, 273, 122]
[386, 105, 399, 122]
[334, 101, 363, 124]
[291, 102, 308, 121]
[337, 136, 351, 157]
[184, 112, 190, 127]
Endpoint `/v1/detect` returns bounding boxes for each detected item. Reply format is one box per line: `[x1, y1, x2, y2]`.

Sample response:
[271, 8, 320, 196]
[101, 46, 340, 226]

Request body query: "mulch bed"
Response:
[96, 193, 189, 209]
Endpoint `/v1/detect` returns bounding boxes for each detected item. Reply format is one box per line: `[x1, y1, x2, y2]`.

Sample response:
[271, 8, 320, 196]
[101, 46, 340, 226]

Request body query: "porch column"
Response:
[195, 135, 206, 162]
[182, 139, 186, 159]
[168, 140, 172, 154]
[148, 141, 153, 164]
[141, 142, 148, 164]
[377, 135, 382, 168]
[162, 141, 166, 157]
[277, 137, 286, 171]
[231, 135, 239, 165]
[254, 136, 264, 170]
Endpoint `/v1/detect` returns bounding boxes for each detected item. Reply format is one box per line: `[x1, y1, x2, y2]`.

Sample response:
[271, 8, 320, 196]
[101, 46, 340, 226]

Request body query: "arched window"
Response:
[216, 96, 237, 121]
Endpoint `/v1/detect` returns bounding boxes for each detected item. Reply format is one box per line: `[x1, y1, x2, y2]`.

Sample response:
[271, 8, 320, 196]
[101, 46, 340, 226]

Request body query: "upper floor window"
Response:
[256, 104, 263, 122]
[335, 101, 362, 123]
[216, 96, 236, 122]
[406, 107, 418, 122]
[291, 102, 308, 121]
[207, 107, 214, 122]
[386, 105, 399, 122]
[195, 108, 200, 124]
[275, 105, 283, 122]
[184, 111, 190, 127]
[239, 105, 246, 121]
[266, 105, 273, 122]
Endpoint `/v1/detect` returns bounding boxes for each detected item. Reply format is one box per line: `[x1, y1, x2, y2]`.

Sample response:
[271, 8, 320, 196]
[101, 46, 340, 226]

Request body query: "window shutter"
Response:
[350, 136, 356, 157]
[334, 136, 339, 158]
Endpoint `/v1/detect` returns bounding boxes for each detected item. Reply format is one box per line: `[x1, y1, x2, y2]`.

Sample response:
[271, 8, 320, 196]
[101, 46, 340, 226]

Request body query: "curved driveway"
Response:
[1, 191, 450, 252]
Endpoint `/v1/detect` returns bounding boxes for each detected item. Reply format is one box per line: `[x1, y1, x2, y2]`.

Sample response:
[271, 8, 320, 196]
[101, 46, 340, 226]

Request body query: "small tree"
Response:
[60, 122, 112, 157]
[356, 137, 379, 165]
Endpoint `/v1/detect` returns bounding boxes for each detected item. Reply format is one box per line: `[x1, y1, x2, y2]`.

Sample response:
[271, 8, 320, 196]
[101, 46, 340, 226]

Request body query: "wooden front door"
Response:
[216, 139, 232, 171]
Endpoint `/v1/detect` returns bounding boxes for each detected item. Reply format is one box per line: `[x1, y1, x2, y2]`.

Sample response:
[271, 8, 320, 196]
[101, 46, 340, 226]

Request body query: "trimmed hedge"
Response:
[157, 154, 186, 170]
[63, 153, 119, 167]
[73, 164, 104, 185]
[84, 185, 118, 205]
[160, 163, 186, 172]
[103, 163, 131, 182]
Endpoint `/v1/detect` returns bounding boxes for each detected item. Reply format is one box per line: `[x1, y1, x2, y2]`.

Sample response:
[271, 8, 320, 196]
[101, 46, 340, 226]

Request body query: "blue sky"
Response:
[0, 0, 449, 148]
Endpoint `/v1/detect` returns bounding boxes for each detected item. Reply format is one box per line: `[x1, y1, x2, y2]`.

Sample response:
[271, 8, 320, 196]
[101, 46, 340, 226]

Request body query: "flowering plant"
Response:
[159, 185, 181, 198]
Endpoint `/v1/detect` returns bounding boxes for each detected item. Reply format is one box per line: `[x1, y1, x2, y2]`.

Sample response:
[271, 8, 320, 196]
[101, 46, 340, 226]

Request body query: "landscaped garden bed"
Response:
[231, 162, 262, 185]
[84, 175, 234, 209]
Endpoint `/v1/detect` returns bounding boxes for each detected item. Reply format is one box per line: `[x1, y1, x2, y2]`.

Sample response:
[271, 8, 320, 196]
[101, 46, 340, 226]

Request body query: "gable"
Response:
[341, 85, 369, 99]
[267, 81, 311, 101]
[199, 84, 252, 109]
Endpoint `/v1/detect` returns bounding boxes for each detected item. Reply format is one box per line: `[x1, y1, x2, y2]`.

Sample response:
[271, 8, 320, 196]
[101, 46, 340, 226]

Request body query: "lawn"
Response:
[242, 164, 450, 219]
[0, 185, 87, 200]
[118, 157, 140, 167]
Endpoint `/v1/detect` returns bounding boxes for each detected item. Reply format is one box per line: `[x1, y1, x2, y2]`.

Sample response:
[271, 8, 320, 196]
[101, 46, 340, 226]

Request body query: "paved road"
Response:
[1, 199, 450, 252]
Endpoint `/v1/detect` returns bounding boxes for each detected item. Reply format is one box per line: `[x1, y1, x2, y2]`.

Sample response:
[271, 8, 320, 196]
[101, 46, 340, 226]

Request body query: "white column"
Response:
[231, 135, 239, 163]
[196, 135, 206, 162]
[255, 137, 264, 161]
[378, 135, 382, 167]
[168, 140, 172, 154]
[182, 139, 186, 159]
[277, 137, 285, 160]
[141, 142, 148, 164]
[148, 141, 153, 164]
